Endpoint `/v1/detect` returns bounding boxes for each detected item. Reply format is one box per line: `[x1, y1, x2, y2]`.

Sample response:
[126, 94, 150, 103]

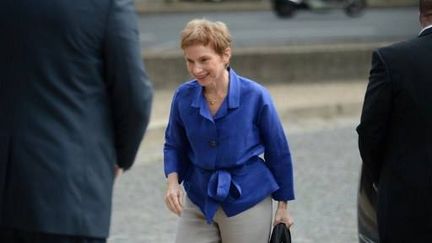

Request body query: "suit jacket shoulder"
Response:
[377, 32, 432, 66]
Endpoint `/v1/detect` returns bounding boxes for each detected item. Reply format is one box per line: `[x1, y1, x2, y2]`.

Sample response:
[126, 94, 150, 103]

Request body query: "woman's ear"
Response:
[223, 47, 232, 65]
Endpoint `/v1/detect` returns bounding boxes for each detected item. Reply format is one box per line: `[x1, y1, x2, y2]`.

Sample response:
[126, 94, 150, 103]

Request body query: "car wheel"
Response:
[344, 0, 366, 17]
[273, 2, 296, 18]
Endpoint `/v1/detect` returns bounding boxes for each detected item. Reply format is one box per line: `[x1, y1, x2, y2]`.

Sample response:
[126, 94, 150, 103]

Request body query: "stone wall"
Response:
[367, 0, 415, 7]
[134, 0, 414, 7]
[143, 43, 384, 89]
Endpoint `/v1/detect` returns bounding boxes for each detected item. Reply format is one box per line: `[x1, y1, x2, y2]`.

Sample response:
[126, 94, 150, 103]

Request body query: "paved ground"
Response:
[109, 80, 368, 242]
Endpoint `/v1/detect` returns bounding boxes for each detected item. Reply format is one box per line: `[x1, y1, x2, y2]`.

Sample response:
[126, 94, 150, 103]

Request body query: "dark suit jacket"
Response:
[0, 0, 153, 238]
[357, 27, 432, 239]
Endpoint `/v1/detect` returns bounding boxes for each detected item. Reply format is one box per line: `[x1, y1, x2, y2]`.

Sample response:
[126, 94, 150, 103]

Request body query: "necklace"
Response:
[204, 87, 227, 106]
[204, 93, 223, 106]
[206, 97, 218, 105]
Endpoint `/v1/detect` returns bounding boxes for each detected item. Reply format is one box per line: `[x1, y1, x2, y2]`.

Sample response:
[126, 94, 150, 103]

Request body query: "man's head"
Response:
[420, 0, 432, 28]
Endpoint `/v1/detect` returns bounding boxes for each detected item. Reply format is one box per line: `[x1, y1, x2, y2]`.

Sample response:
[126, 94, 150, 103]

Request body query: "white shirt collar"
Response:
[419, 24, 432, 35]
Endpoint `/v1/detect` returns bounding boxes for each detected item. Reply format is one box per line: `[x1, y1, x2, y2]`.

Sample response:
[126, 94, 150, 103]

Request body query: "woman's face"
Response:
[183, 44, 230, 87]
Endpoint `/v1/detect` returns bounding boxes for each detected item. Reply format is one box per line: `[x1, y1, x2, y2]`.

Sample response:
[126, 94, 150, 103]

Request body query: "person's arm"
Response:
[257, 89, 295, 226]
[356, 50, 392, 184]
[274, 201, 294, 228]
[165, 172, 184, 216]
[163, 90, 190, 215]
[257, 89, 294, 201]
[104, 0, 153, 171]
[114, 164, 123, 179]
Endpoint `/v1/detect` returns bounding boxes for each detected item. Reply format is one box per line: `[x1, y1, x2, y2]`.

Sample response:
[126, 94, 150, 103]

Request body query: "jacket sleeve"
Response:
[356, 50, 392, 183]
[104, 0, 153, 170]
[163, 90, 190, 183]
[258, 89, 295, 201]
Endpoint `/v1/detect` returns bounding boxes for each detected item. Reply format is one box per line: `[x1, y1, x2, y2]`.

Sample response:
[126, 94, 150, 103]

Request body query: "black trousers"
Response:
[0, 227, 106, 243]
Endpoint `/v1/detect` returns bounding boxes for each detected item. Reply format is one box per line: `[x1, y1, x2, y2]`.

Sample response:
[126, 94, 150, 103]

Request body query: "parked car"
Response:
[357, 164, 379, 243]
[271, 0, 367, 18]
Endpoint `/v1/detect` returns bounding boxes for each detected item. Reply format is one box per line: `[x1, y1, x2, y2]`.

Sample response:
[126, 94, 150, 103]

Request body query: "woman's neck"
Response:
[205, 69, 229, 96]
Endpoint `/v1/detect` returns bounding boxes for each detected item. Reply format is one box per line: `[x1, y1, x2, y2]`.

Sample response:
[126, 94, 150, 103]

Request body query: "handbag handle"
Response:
[269, 223, 291, 243]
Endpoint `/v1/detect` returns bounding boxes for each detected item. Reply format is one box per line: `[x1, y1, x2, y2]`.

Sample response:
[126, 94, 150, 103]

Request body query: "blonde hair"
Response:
[180, 18, 232, 56]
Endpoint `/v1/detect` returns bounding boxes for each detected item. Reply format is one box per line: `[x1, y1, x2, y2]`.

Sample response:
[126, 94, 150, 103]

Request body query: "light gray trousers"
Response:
[175, 196, 272, 243]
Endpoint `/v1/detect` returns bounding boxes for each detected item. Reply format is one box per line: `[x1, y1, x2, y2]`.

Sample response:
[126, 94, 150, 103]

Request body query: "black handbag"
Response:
[269, 223, 291, 243]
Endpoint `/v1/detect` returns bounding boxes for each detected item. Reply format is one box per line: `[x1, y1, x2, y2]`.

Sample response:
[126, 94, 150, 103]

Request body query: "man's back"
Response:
[357, 5, 432, 239]
[0, 0, 152, 239]
[375, 30, 432, 185]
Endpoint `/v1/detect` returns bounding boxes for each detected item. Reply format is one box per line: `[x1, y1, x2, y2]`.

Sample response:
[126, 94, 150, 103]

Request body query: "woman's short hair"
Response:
[180, 19, 232, 56]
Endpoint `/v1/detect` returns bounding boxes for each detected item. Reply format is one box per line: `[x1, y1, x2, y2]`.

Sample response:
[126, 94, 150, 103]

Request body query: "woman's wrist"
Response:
[277, 201, 288, 209]
[167, 172, 179, 187]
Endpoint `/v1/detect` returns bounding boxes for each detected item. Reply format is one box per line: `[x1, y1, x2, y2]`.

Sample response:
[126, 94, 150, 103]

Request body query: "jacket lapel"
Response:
[419, 26, 432, 38]
[191, 84, 214, 122]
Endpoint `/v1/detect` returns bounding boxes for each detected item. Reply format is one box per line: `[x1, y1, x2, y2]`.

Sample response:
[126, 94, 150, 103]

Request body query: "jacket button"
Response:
[208, 140, 217, 147]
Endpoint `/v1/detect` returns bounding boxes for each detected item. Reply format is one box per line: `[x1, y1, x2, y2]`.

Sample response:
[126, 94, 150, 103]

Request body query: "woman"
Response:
[164, 18, 294, 243]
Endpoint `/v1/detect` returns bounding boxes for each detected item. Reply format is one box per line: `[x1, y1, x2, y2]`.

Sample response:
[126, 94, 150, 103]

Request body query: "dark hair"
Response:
[420, 0, 432, 16]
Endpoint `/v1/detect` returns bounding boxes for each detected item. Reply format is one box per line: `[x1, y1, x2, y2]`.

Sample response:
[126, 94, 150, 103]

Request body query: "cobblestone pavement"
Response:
[109, 116, 362, 243]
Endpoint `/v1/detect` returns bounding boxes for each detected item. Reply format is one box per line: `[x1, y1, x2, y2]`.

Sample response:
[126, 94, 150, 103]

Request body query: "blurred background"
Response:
[109, 0, 416, 242]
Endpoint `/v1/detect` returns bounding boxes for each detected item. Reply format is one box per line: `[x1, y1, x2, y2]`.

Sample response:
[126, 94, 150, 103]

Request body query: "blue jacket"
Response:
[164, 68, 294, 223]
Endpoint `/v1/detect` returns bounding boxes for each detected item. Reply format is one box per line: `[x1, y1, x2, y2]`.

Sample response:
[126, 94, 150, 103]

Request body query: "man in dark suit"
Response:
[357, 0, 432, 242]
[0, 0, 153, 242]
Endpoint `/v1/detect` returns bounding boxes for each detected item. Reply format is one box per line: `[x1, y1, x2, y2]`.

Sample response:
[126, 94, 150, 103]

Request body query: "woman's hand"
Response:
[165, 173, 184, 216]
[114, 164, 123, 179]
[273, 201, 294, 228]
